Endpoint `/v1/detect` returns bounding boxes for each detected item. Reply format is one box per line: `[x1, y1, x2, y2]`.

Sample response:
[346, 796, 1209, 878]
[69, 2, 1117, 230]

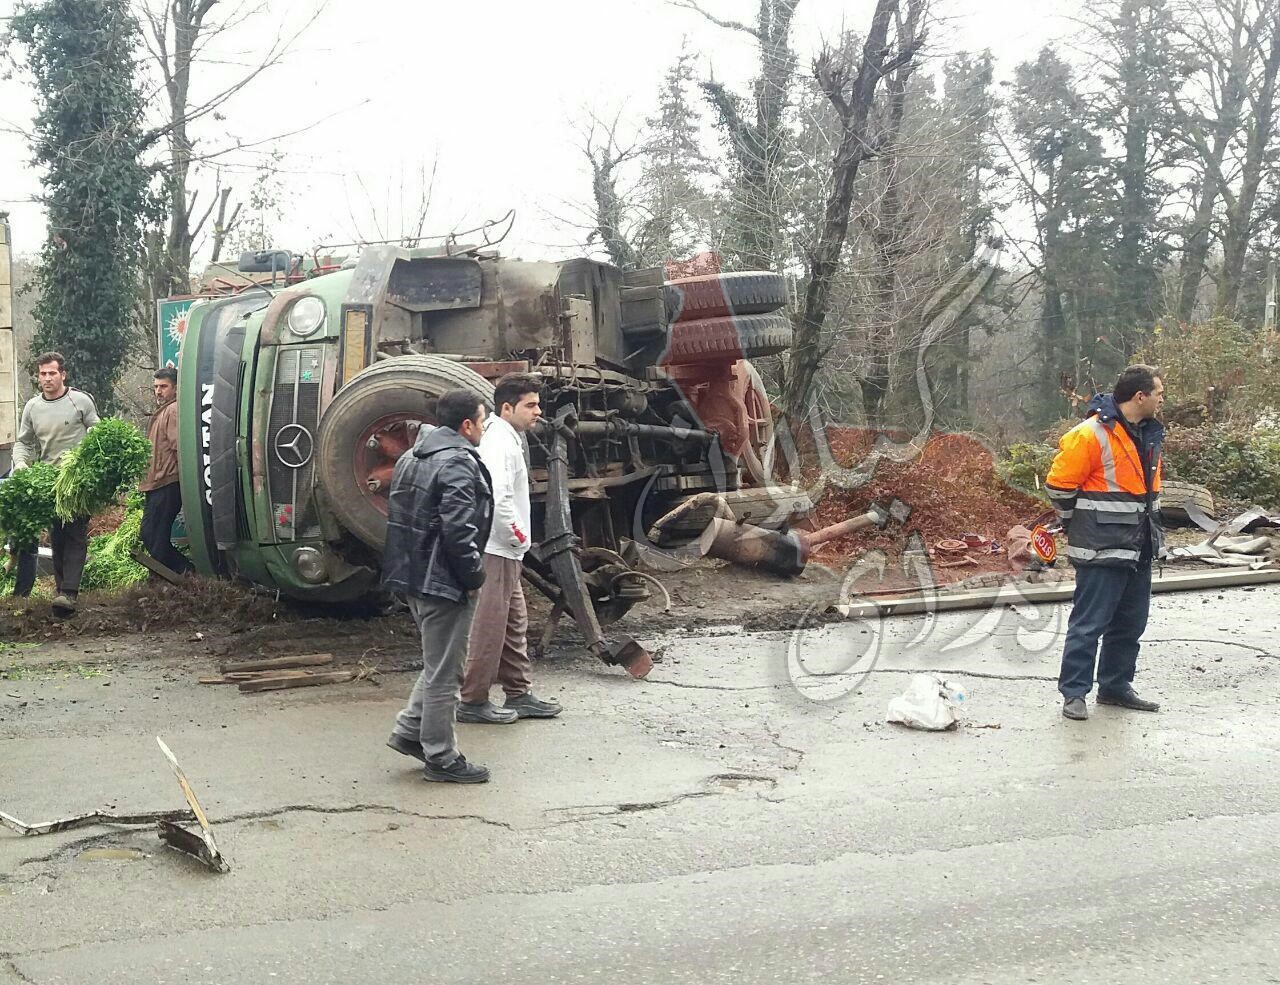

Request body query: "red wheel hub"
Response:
[353, 414, 427, 515]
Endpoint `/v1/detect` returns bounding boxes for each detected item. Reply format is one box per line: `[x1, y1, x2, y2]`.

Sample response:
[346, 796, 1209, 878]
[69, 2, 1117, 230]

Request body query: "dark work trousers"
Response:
[50, 515, 90, 598]
[11, 550, 37, 597]
[1059, 564, 1152, 699]
[141, 482, 192, 575]
[392, 593, 479, 768]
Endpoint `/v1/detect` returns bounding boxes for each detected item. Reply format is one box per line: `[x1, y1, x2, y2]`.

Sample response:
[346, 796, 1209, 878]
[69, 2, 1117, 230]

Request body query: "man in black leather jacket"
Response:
[384, 389, 495, 783]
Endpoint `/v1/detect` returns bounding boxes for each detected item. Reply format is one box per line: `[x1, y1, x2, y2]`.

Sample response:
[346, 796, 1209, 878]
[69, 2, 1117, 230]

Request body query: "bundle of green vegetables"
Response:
[53, 418, 151, 521]
[80, 505, 148, 592]
[0, 460, 58, 553]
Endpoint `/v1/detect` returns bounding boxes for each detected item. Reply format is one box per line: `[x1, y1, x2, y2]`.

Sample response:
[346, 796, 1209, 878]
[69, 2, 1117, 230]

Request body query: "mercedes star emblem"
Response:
[274, 423, 313, 469]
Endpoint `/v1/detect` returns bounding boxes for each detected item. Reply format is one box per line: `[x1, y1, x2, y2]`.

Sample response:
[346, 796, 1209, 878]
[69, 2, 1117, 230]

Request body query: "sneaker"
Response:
[1062, 696, 1088, 721]
[504, 691, 563, 719]
[386, 732, 425, 763]
[51, 594, 77, 616]
[456, 700, 519, 724]
[1097, 688, 1160, 712]
[422, 755, 490, 784]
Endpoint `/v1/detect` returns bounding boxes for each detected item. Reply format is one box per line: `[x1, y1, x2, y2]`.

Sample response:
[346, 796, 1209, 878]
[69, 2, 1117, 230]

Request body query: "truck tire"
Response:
[666, 272, 788, 321]
[665, 312, 793, 363]
[315, 356, 494, 550]
[1158, 479, 1216, 527]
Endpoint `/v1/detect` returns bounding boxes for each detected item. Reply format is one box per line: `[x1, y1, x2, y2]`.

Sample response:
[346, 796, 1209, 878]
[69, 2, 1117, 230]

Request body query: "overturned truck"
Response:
[176, 238, 801, 676]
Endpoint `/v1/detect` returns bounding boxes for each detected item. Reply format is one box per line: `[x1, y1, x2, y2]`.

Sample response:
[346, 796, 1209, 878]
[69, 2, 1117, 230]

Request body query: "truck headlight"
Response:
[293, 546, 329, 584]
[287, 296, 325, 337]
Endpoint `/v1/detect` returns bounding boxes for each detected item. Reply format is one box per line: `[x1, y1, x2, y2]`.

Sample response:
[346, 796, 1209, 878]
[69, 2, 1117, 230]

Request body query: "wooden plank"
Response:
[130, 549, 185, 586]
[199, 669, 317, 685]
[220, 653, 333, 674]
[237, 670, 357, 693]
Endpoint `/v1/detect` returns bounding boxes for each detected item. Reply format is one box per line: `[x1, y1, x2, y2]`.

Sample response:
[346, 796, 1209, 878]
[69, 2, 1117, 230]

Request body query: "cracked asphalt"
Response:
[3, 583, 1280, 984]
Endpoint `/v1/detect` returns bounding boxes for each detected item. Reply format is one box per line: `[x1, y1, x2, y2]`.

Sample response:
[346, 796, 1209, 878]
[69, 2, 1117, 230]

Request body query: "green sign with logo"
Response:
[157, 297, 197, 369]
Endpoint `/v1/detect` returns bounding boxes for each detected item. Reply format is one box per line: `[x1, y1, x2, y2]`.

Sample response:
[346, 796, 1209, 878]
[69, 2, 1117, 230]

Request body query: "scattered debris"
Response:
[1, 738, 229, 874]
[699, 503, 893, 577]
[886, 674, 966, 731]
[0, 807, 194, 837]
[155, 737, 229, 873]
[197, 651, 377, 692]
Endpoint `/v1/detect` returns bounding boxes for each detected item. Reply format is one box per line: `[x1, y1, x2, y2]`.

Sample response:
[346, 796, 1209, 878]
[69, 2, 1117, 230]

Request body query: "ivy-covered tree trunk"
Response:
[8, 0, 152, 414]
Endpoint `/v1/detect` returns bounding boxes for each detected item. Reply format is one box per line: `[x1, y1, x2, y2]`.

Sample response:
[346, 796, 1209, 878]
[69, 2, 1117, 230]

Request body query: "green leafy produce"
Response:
[81, 506, 148, 593]
[54, 419, 151, 521]
[996, 442, 1057, 504]
[0, 461, 59, 553]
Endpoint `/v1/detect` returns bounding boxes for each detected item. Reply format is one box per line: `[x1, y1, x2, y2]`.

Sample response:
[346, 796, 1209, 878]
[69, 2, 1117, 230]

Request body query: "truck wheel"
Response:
[740, 360, 776, 483]
[665, 312, 793, 363]
[666, 272, 788, 321]
[1158, 479, 1216, 527]
[315, 355, 494, 549]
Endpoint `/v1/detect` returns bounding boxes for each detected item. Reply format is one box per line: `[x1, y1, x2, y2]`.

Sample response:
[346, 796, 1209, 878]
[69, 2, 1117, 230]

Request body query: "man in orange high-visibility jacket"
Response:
[1045, 365, 1166, 721]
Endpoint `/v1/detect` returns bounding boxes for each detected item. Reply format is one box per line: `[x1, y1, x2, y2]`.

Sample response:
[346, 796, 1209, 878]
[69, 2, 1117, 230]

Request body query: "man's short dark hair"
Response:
[436, 389, 485, 432]
[154, 367, 177, 385]
[1114, 364, 1161, 403]
[34, 351, 65, 372]
[493, 372, 542, 414]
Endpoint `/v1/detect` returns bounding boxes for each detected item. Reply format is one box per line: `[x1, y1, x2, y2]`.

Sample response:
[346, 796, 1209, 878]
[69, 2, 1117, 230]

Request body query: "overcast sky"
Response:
[0, 0, 1073, 261]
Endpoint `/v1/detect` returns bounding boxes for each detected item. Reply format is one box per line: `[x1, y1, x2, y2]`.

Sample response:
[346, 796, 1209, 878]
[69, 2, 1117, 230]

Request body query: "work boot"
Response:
[1097, 688, 1161, 712]
[422, 754, 490, 784]
[504, 691, 563, 719]
[1062, 696, 1088, 721]
[386, 732, 425, 764]
[51, 594, 77, 617]
[456, 700, 519, 724]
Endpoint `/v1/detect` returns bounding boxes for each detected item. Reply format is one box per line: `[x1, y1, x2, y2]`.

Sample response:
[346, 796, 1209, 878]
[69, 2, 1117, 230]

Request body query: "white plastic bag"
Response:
[886, 673, 966, 731]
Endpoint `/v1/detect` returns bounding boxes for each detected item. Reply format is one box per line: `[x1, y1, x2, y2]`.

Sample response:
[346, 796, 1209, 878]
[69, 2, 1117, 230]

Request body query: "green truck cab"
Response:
[175, 239, 796, 673]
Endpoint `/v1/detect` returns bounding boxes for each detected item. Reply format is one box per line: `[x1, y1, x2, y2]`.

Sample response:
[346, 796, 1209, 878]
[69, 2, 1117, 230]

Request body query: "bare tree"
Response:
[782, 0, 928, 420]
[136, 0, 327, 297]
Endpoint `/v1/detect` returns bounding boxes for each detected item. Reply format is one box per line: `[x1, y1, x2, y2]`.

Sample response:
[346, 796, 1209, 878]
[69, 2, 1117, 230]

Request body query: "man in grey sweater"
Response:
[11, 352, 99, 614]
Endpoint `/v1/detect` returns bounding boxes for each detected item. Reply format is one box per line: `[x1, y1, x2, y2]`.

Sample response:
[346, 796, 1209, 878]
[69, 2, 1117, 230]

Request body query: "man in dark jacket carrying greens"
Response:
[383, 389, 495, 783]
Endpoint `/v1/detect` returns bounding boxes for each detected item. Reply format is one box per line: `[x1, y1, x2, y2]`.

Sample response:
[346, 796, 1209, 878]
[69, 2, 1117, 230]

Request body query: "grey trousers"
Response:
[393, 593, 478, 768]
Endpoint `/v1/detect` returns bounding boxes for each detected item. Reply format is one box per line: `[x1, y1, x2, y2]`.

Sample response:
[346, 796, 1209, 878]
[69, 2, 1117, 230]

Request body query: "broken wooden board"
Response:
[220, 653, 334, 674]
[0, 808, 194, 837]
[237, 669, 362, 693]
[129, 549, 185, 586]
[155, 737, 229, 873]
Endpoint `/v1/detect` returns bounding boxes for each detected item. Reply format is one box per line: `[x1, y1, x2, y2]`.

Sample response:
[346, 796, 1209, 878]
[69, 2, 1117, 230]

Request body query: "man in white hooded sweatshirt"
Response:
[457, 373, 563, 723]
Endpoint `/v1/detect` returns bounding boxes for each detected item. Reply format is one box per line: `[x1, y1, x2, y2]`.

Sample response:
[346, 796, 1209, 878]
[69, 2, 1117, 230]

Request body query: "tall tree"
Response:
[1167, 0, 1256, 320]
[1086, 0, 1181, 351]
[1215, 0, 1280, 314]
[636, 44, 718, 263]
[679, 0, 801, 271]
[782, 0, 928, 419]
[1004, 47, 1109, 421]
[8, 0, 153, 412]
[136, 0, 325, 299]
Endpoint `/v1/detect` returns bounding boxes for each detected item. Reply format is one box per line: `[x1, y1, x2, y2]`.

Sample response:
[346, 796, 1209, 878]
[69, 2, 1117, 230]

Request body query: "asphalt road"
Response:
[3, 583, 1279, 984]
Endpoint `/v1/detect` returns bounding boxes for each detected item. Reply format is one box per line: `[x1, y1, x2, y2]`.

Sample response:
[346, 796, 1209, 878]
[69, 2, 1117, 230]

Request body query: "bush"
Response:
[1163, 424, 1280, 508]
[1139, 318, 1280, 426]
[997, 442, 1057, 503]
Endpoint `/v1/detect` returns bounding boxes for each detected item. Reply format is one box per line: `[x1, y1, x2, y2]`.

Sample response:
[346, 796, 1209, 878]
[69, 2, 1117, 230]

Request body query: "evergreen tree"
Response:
[8, 0, 153, 413]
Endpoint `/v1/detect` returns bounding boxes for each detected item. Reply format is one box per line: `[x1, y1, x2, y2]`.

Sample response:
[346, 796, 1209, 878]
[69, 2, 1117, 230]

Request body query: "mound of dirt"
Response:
[799, 428, 1053, 588]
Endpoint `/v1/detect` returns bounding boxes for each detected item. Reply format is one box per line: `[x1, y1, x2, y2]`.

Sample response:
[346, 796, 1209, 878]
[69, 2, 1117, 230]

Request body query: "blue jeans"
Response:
[1059, 564, 1152, 699]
